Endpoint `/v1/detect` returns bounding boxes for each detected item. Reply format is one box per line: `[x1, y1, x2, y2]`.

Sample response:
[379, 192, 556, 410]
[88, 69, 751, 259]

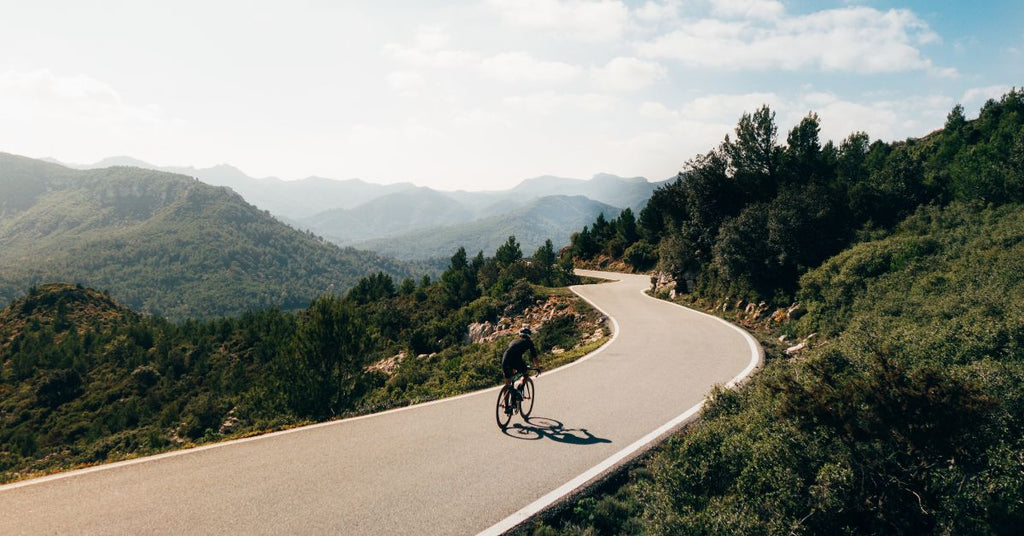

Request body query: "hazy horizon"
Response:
[2, 0, 1021, 190]
[38, 152, 662, 190]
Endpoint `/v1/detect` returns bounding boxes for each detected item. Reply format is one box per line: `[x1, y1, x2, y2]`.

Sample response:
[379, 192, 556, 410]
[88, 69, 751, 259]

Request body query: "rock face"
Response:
[651, 272, 678, 295]
[466, 322, 497, 345]
[464, 295, 600, 345]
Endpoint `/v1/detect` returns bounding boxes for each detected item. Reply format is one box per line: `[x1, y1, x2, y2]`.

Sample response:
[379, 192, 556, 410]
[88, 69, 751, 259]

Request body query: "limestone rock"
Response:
[787, 303, 807, 321]
[785, 342, 807, 355]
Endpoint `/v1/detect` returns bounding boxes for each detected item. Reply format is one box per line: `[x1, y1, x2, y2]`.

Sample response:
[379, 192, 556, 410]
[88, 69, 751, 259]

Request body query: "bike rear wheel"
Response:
[495, 386, 513, 429]
[518, 377, 535, 419]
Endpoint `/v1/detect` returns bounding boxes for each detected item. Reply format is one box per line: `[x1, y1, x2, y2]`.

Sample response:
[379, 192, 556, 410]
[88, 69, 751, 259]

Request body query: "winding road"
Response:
[0, 270, 761, 535]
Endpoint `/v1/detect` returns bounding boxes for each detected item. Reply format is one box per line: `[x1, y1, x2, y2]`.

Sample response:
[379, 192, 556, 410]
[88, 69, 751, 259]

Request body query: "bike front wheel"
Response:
[518, 377, 535, 419]
[496, 386, 513, 429]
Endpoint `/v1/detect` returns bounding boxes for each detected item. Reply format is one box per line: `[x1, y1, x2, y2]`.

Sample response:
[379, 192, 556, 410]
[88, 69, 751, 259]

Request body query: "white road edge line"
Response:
[0, 277, 623, 493]
[477, 272, 764, 536]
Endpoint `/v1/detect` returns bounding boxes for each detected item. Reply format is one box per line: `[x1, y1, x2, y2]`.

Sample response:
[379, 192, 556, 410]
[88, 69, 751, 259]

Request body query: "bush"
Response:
[35, 369, 83, 407]
[534, 314, 578, 352]
[623, 240, 658, 271]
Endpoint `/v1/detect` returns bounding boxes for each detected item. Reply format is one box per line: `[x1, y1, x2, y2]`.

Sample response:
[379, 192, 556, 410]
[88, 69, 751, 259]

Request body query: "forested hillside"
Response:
[536, 90, 1024, 534]
[570, 90, 1024, 304]
[0, 237, 596, 483]
[0, 153, 414, 319]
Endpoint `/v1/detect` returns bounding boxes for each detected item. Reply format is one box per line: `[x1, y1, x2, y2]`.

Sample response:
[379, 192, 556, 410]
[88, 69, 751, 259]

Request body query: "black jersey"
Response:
[502, 336, 537, 365]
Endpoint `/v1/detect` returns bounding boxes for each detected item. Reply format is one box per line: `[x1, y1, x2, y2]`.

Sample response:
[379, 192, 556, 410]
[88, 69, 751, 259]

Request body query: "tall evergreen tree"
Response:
[291, 296, 369, 418]
[726, 105, 782, 202]
[494, 236, 523, 267]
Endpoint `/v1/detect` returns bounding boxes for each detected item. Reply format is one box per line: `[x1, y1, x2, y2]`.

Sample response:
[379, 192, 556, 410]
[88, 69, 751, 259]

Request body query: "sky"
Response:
[0, 0, 1021, 191]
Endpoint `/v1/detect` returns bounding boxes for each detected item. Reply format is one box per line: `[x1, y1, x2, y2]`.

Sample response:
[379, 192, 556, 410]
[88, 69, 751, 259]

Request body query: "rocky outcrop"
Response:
[367, 351, 407, 376]
[650, 270, 697, 296]
[463, 295, 609, 349]
[651, 272, 677, 296]
[466, 322, 497, 345]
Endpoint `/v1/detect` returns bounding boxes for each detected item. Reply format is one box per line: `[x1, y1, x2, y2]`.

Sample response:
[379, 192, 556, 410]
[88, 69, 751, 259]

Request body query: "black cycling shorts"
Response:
[502, 356, 529, 380]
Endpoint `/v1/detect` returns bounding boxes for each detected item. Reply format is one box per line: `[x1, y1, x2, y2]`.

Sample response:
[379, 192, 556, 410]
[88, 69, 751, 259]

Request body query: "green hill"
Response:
[629, 203, 1024, 534]
[536, 90, 1024, 535]
[0, 153, 414, 318]
[355, 195, 619, 260]
[0, 245, 592, 484]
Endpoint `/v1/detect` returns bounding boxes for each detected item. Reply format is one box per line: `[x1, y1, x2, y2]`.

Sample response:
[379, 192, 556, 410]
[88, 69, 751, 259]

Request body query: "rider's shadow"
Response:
[504, 416, 612, 445]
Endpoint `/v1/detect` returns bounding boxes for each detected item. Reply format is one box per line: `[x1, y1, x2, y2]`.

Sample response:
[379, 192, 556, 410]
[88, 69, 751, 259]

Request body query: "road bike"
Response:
[495, 367, 540, 429]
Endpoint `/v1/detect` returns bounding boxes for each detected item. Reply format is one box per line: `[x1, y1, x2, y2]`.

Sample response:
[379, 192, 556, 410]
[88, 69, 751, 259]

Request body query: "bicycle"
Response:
[496, 367, 539, 429]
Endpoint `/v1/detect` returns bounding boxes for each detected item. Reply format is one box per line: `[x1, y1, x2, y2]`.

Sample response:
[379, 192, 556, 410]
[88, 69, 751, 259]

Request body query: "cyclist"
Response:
[502, 326, 540, 413]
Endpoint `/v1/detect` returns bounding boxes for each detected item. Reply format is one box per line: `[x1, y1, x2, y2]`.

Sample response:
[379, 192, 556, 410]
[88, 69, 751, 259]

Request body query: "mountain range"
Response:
[0, 152, 415, 318]
[47, 155, 420, 220]
[356, 195, 619, 261]
[53, 156, 669, 259]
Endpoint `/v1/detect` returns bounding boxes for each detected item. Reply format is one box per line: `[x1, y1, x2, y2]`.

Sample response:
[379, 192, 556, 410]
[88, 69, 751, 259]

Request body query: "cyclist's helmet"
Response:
[519, 326, 532, 336]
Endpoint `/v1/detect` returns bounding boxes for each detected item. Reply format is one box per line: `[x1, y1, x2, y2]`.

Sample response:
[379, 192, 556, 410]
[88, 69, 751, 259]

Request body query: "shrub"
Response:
[35, 369, 83, 407]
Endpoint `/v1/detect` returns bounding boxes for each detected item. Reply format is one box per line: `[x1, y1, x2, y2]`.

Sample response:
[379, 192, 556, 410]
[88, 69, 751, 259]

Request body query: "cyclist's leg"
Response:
[511, 357, 528, 392]
[501, 360, 514, 388]
[501, 362, 516, 412]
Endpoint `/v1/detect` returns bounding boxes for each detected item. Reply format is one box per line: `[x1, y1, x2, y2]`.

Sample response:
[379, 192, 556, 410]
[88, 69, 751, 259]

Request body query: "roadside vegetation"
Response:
[533, 90, 1024, 534]
[0, 236, 606, 484]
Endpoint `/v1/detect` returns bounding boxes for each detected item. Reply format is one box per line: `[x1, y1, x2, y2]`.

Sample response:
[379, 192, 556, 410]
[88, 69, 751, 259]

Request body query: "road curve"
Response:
[0, 270, 761, 535]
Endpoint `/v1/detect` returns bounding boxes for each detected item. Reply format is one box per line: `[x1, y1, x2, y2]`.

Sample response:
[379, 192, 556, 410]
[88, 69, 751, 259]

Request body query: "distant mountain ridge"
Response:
[510, 173, 657, 209]
[51, 156, 419, 220]
[0, 152, 415, 318]
[51, 155, 669, 259]
[354, 195, 619, 261]
[303, 187, 478, 244]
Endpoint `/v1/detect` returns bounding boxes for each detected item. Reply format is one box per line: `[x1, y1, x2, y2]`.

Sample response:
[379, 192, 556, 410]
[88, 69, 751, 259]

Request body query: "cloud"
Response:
[628, 91, 955, 173]
[487, 0, 629, 41]
[413, 26, 450, 51]
[681, 92, 782, 122]
[480, 52, 583, 84]
[632, 1, 682, 24]
[382, 43, 479, 69]
[0, 69, 185, 166]
[451, 108, 514, 128]
[386, 71, 426, 97]
[382, 27, 478, 69]
[710, 0, 785, 20]
[0, 69, 168, 125]
[591, 57, 666, 92]
[503, 92, 615, 114]
[962, 85, 1013, 112]
[637, 6, 950, 74]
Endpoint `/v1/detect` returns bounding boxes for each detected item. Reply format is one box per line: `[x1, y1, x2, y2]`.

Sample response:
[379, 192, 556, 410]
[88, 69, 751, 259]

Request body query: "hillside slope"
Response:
[0, 153, 413, 318]
[538, 91, 1024, 535]
[354, 195, 619, 260]
[299, 187, 477, 245]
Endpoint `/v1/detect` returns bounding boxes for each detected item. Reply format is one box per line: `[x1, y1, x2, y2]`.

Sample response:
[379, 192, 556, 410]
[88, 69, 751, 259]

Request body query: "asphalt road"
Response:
[0, 270, 761, 535]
